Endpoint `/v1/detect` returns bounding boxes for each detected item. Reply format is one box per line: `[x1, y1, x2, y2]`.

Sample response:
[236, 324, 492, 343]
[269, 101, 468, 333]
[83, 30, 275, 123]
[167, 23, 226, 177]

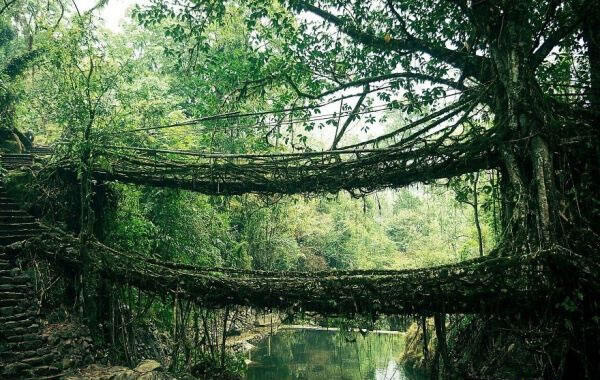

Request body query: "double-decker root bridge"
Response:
[1, 143, 597, 320]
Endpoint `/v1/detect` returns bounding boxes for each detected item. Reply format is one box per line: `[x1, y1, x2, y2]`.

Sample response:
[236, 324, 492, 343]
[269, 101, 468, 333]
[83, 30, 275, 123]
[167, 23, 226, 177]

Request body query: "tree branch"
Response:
[0, 0, 17, 16]
[285, 71, 467, 100]
[296, 2, 490, 82]
[331, 85, 368, 149]
[339, 97, 474, 150]
[531, 1, 588, 67]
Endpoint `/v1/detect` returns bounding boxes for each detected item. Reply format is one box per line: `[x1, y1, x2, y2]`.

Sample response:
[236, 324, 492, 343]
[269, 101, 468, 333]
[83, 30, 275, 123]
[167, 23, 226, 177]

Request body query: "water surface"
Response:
[246, 328, 425, 380]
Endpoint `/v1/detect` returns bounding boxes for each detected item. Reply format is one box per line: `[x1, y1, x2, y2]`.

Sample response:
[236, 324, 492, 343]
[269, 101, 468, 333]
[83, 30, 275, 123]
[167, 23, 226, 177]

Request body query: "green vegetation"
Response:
[0, 0, 598, 379]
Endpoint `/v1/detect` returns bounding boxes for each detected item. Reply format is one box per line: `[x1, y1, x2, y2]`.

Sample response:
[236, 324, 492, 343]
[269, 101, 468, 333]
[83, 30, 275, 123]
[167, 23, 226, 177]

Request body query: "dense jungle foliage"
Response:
[0, 0, 598, 379]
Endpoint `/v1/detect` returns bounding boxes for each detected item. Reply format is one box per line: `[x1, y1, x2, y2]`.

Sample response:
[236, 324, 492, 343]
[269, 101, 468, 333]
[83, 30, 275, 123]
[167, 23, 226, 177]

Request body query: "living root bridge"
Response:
[85, 141, 497, 195]
[4, 229, 592, 317]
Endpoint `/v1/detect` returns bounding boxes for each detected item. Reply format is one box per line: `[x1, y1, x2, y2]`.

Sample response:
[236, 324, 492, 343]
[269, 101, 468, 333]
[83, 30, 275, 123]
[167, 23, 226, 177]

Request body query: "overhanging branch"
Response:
[285, 71, 467, 100]
[295, 1, 490, 83]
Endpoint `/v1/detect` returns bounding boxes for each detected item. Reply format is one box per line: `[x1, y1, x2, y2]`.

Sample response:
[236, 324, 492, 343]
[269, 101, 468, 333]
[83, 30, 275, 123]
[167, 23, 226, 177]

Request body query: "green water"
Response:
[245, 329, 426, 380]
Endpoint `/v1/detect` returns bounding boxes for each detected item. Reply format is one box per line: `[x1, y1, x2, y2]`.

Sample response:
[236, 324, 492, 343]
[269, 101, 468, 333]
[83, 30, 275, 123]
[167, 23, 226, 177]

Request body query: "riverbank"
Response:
[282, 324, 403, 335]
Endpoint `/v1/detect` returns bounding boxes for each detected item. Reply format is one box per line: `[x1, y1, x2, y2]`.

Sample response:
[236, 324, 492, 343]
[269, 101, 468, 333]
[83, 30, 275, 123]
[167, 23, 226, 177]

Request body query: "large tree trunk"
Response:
[583, 4, 600, 109]
[465, 3, 600, 377]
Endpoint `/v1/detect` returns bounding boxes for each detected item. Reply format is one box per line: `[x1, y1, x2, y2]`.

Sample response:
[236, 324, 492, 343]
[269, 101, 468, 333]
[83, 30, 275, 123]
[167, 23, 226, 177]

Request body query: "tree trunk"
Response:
[79, 125, 99, 329]
[583, 5, 600, 109]
[421, 317, 429, 363]
[472, 172, 484, 256]
[433, 313, 448, 380]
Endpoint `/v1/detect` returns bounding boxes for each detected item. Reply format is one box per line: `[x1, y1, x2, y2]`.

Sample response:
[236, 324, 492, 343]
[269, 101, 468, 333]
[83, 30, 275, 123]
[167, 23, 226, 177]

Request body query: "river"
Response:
[245, 328, 426, 380]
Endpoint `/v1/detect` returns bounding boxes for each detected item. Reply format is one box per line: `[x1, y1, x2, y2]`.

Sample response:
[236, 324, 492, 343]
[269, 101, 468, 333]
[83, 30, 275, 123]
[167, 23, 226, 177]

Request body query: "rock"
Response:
[134, 359, 161, 374]
[240, 341, 255, 351]
[63, 360, 173, 379]
[226, 328, 242, 337]
[108, 368, 137, 380]
[138, 372, 163, 380]
[177, 375, 196, 380]
[62, 357, 76, 370]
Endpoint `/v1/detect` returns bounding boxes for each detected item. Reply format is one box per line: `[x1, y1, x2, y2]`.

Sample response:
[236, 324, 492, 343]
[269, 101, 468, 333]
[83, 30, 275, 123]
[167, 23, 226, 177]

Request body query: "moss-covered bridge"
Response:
[1, 149, 596, 319]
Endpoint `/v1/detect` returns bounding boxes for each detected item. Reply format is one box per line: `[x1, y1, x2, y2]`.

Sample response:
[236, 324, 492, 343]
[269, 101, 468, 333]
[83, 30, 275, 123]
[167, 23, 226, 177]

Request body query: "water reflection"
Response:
[246, 329, 425, 380]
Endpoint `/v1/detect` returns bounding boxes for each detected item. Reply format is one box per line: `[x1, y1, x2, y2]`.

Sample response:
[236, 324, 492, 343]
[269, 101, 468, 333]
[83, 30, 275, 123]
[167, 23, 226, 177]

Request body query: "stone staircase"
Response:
[28, 146, 52, 156]
[0, 179, 63, 379]
[0, 153, 35, 170]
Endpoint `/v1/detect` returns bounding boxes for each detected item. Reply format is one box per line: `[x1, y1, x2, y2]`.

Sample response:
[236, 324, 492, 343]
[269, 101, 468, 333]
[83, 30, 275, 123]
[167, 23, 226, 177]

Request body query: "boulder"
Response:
[134, 359, 161, 374]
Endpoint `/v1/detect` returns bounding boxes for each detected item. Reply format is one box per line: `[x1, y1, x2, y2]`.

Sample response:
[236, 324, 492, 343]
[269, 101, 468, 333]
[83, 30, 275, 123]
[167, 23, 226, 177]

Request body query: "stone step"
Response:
[0, 305, 31, 317]
[1, 163, 33, 168]
[0, 228, 40, 236]
[2, 323, 41, 337]
[3, 337, 45, 352]
[0, 268, 21, 276]
[0, 234, 36, 245]
[0, 299, 35, 311]
[0, 224, 39, 231]
[0, 162, 34, 167]
[0, 275, 31, 285]
[0, 318, 40, 336]
[0, 319, 37, 332]
[0, 153, 34, 157]
[27, 373, 65, 380]
[1, 361, 30, 377]
[0, 157, 34, 161]
[0, 222, 39, 231]
[0, 290, 30, 300]
[0, 272, 30, 280]
[0, 215, 35, 223]
[0, 159, 33, 163]
[0, 209, 27, 216]
[0, 283, 30, 292]
[0, 161, 34, 164]
[0, 222, 35, 230]
[0, 230, 37, 236]
[4, 332, 44, 343]
[0, 297, 26, 307]
[29, 146, 52, 154]
[19, 351, 55, 367]
[0, 310, 37, 325]
[0, 347, 50, 361]
[0, 227, 37, 233]
[25, 365, 61, 378]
